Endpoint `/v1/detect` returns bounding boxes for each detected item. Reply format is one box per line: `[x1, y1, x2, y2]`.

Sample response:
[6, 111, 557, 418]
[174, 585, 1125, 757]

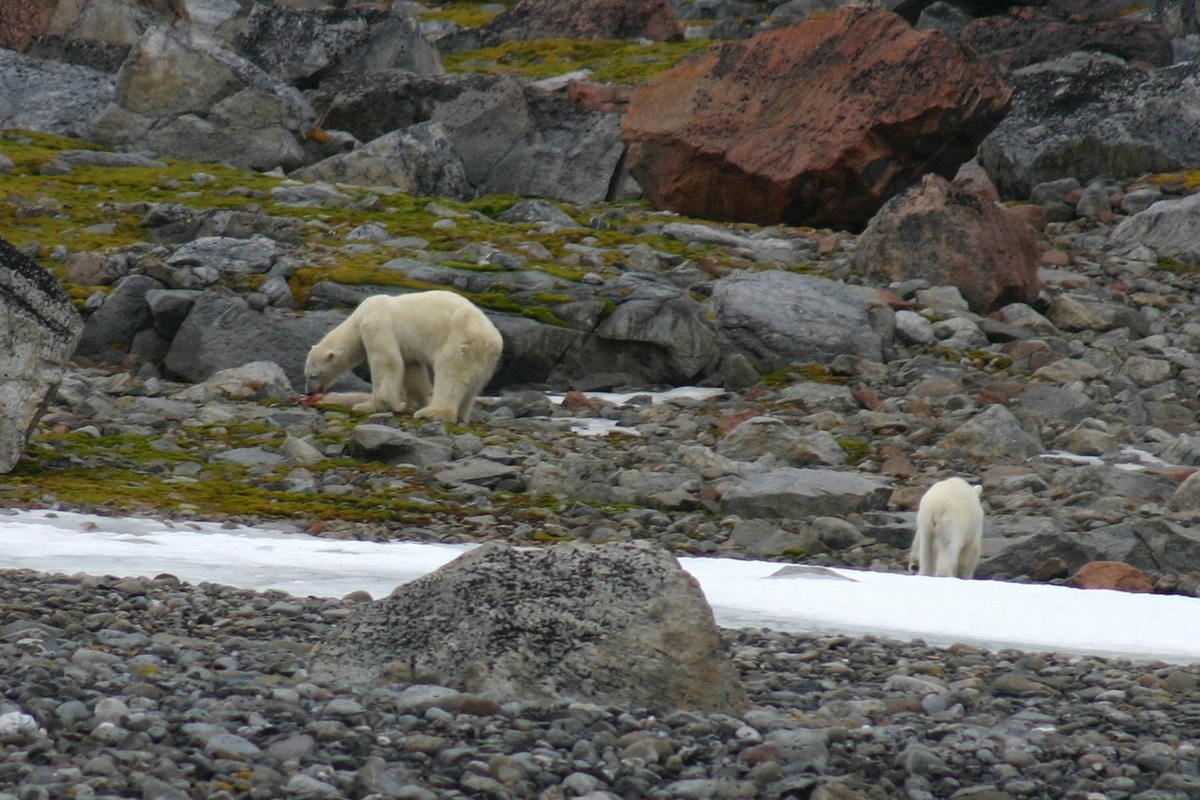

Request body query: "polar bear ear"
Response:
[974, 485, 983, 497]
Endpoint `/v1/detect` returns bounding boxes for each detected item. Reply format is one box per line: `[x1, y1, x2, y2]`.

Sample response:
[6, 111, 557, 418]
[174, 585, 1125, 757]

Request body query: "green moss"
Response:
[445, 38, 714, 84]
[761, 363, 847, 388]
[418, 1, 505, 29]
[531, 291, 572, 304]
[521, 306, 570, 327]
[12, 426, 463, 522]
[1156, 256, 1197, 273]
[836, 437, 870, 464]
[531, 529, 577, 543]
[1147, 170, 1200, 191]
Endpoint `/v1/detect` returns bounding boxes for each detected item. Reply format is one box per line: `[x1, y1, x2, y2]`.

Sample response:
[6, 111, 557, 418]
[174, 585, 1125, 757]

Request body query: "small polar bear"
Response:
[909, 477, 984, 579]
[304, 290, 503, 424]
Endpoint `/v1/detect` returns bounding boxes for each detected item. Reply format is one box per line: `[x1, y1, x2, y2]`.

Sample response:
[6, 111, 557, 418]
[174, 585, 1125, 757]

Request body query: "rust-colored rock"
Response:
[0, 0, 58, 51]
[852, 173, 1041, 314]
[1067, 561, 1155, 593]
[482, 0, 683, 43]
[621, 7, 1010, 230]
[961, 6, 1172, 71]
[0, 0, 189, 53]
[567, 79, 633, 114]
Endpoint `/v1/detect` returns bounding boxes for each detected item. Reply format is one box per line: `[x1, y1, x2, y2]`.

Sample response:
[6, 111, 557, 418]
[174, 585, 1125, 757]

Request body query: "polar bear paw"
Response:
[413, 406, 457, 423]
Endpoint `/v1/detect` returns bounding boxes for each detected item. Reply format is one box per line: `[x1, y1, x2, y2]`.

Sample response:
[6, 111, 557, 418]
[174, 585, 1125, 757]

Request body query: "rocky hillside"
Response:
[3, 0, 1200, 798]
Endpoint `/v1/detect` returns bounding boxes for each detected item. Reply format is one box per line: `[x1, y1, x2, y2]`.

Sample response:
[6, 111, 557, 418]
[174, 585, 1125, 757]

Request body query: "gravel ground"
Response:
[1, 568, 1199, 800]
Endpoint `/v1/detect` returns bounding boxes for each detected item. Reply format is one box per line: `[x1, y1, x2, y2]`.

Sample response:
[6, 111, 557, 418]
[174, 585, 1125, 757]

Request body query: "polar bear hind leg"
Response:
[414, 307, 503, 423]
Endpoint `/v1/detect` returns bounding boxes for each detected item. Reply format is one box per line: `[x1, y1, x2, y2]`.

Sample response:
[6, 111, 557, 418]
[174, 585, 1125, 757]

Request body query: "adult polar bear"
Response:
[304, 291, 503, 423]
[910, 477, 984, 579]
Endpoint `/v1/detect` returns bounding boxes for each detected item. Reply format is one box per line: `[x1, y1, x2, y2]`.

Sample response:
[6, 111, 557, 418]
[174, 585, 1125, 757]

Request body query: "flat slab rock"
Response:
[310, 541, 747, 713]
[720, 468, 893, 519]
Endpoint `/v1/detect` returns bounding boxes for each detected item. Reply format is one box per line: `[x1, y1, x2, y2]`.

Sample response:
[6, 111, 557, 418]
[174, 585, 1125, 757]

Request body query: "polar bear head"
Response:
[304, 342, 347, 394]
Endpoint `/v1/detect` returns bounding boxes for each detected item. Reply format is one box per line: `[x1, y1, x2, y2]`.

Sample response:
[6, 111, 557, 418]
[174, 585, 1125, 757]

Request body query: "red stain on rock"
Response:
[621, 7, 1010, 230]
[1067, 561, 1154, 594]
[567, 80, 634, 113]
[717, 408, 757, 434]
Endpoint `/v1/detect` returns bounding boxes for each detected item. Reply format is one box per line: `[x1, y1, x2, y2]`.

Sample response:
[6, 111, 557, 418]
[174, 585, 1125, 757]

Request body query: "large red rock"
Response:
[482, 0, 683, 43]
[961, 6, 1172, 71]
[1067, 561, 1155, 594]
[852, 171, 1041, 314]
[621, 7, 1010, 230]
[0, 0, 189, 53]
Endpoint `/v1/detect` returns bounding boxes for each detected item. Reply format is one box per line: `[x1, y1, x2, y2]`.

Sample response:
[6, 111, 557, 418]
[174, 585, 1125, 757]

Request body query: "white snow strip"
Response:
[2, 509, 1199, 664]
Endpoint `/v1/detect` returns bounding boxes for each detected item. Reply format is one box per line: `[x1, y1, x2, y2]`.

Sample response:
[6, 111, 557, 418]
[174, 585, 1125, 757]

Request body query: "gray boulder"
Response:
[0, 48, 115, 138]
[141, 205, 305, 247]
[235, 5, 442, 86]
[307, 70, 503, 145]
[162, 293, 349, 389]
[489, 315, 583, 389]
[349, 425, 453, 467]
[87, 25, 313, 171]
[167, 235, 280, 275]
[590, 275, 722, 383]
[1158, 0, 1200, 37]
[0, 237, 85, 473]
[938, 404, 1045, 462]
[310, 542, 748, 713]
[717, 417, 847, 467]
[476, 88, 626, 204]
[1111, 193, 1200, 266]
[75, 274, 164, 363]
[979, 52, 1200, 199]
[729, 520, 819, 559]
[292, 121, 470, 199]
[720, 468, 893, 519]
[431, 76, 533, 186]
[979, 520, 1200, 579]
[307, 72, 627, 203]
[706, 270, 886, 371]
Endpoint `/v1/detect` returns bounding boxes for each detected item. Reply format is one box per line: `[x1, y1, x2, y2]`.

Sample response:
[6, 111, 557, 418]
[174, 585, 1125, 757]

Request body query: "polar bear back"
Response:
[914, 476, 984, 578]
[917, 477, 983, 533]
[354, 291, 498, 360]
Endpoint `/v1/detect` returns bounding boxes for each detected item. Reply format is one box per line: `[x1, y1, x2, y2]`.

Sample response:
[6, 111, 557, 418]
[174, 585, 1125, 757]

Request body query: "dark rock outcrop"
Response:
[235, 5, 442, 89]
[961, 6, 1172, 71]
[0, 236, 84, 473]
[978, 52, 1200, 199]
[310, 542, 747, 713]
[162, 292, 349, 390]
[621, 7, 1011, 229]
[480, 0, 683, 43]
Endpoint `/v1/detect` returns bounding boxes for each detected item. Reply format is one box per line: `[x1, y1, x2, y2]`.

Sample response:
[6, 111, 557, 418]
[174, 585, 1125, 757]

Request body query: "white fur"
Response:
[910, 477, 984, 579]
[304, 291, 503, 423]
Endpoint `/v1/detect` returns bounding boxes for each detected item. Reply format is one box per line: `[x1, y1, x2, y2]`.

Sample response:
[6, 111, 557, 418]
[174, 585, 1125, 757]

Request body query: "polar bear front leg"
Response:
[358, 322, 408, 413]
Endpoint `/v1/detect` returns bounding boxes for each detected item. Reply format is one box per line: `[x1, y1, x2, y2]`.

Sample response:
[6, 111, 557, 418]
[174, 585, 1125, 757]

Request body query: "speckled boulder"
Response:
[311, 542, 747, 713]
